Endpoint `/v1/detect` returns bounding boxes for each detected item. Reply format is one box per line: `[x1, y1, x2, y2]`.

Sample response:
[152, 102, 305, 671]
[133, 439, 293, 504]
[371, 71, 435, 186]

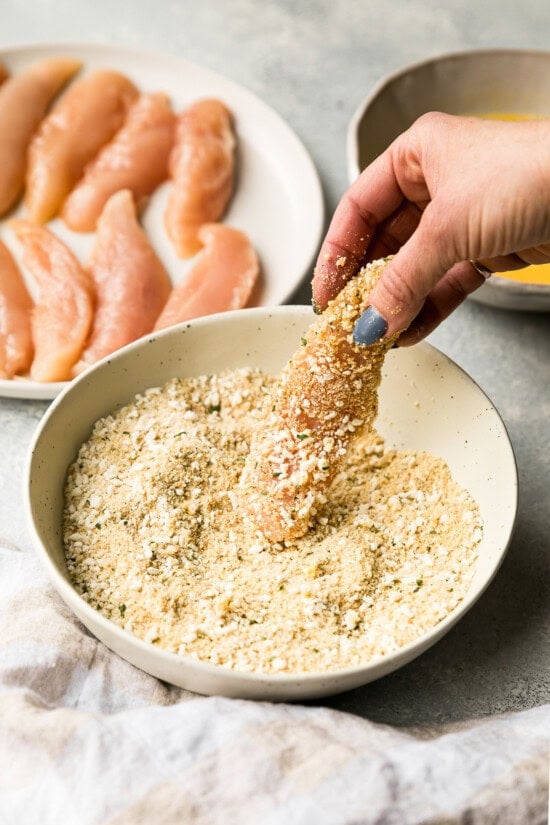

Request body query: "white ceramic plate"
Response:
[26, 306, 518, 701]
[0, 42, 324, 400]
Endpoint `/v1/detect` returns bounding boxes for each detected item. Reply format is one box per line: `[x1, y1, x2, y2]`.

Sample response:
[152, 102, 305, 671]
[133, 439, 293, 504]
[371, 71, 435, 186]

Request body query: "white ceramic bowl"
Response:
[347, 49, 550, 312]
[26, 307, 518, 700]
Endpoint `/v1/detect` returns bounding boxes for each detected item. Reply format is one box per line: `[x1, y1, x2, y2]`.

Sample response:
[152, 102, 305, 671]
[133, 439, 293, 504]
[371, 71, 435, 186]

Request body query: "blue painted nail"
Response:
[353, 306, 388, 345]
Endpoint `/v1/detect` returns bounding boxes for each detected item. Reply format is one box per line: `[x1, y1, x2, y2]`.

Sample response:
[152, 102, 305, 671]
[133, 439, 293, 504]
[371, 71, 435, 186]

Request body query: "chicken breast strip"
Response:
[0, 239, 33, 378]
[25, 69, 138, 222]
[10, 220, 94, 382]
[74, 190, 171, 373]
[154, 223, 258, 330]
[239, 258, 396, 543]
[62, 92, 175, 231]
[164, 99, 235, 258]
[0, 57, 81, 216]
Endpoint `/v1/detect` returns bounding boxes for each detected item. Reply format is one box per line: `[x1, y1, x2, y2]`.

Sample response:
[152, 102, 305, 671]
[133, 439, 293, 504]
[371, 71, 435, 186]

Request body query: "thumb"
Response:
[352, 208, 453, 345]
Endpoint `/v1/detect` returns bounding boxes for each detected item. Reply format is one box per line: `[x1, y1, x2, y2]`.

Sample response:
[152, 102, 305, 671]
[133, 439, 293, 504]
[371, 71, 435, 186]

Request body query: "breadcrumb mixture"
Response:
[64, 368, 481, 674]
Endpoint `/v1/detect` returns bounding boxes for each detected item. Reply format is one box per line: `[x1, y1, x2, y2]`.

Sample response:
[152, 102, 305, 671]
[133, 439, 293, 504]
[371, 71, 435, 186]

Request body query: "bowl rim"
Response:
[347, 46, 550, 183]
[24, 305, 519, 688]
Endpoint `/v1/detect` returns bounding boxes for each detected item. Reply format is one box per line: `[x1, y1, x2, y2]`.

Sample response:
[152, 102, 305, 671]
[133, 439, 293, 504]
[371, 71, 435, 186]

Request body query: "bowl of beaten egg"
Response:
[26, 306, 517, 700]
[348, 49, 550, 311]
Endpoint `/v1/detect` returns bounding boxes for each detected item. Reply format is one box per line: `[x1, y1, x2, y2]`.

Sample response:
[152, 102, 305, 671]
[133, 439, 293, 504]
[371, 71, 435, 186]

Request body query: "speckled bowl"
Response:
[25, 307, 517, 700]
[347, 49, 550, 311]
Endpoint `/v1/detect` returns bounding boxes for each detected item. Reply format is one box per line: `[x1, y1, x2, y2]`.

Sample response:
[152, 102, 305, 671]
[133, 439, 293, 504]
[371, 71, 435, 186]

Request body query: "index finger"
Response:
[312, 149, 405, 309]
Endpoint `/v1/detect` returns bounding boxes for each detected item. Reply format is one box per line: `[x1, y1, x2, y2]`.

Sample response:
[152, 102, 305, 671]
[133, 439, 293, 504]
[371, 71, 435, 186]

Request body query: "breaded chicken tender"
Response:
[240, 258, 396, 542]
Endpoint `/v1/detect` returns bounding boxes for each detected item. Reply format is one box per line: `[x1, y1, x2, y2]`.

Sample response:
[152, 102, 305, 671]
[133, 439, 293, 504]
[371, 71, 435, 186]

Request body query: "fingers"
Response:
[484, 244, 550, 269]
[312, 150, 405, 309]
[367, 201, 423, 260]
[353, 205, 455, 344]
[354, 242, 550, 348]
[396, 261, 487, 346]
[312, 195, 378, 311]
[312, 199, 423, 310]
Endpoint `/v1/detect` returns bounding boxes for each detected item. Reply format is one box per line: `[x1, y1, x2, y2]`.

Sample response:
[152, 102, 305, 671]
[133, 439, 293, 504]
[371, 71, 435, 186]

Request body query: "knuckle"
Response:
[413, 110, 449, 134]
[321, 237, 360, 267]
[444, 269, 470, 302]
[346, 193, 378, 238]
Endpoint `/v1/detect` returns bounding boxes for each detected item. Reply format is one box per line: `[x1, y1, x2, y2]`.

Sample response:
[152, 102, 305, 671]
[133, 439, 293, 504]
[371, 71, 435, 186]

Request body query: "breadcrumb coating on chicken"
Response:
[240, 258, 396, 542]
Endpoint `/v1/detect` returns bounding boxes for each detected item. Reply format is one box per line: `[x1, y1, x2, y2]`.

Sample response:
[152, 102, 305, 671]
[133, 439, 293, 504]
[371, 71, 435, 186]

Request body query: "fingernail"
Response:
[312, 299, 324, 315]
[353, 306, 388, 345]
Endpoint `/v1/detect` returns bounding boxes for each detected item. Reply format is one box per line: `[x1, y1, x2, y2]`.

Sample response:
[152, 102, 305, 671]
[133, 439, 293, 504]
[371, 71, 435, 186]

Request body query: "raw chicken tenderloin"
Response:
[239, 258, 397, 543]
[154, 223, 258, 330]
[25, 70, 138, 222]
[0, 239, 33, 378]
[164, 99, 235, 258]
[74, 190, 171, 373]
[0, 57, 81, 216]
[10, 220, 94, 382]
[62, 92, 176, 231]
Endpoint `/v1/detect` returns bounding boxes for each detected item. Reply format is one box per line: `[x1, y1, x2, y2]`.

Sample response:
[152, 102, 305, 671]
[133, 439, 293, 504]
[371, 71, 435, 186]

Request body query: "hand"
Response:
[312, 112, 550, 345]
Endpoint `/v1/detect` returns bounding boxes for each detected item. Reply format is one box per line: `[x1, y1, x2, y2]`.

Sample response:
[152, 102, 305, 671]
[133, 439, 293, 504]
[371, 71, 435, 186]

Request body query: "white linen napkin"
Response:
[0, 543, 548, 825]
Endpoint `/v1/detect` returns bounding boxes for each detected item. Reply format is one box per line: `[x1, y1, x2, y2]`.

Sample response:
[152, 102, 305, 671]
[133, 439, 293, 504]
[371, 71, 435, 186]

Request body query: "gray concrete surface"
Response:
[0, 0, 548, 725]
